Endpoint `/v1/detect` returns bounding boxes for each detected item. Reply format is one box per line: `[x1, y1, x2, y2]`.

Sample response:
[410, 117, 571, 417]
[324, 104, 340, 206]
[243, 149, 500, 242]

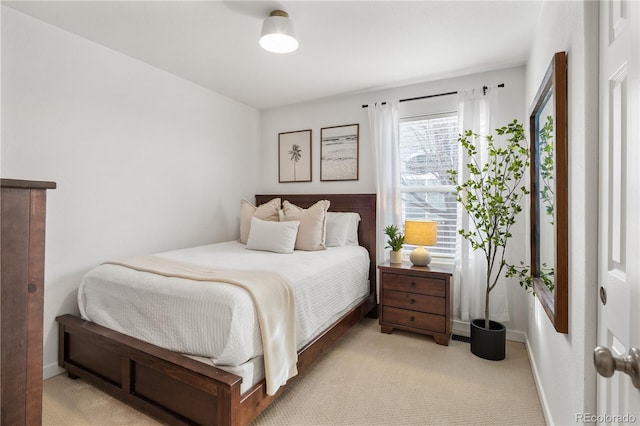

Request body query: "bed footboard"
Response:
[56, 293, 375, 425]
[57, 314, 242, 425]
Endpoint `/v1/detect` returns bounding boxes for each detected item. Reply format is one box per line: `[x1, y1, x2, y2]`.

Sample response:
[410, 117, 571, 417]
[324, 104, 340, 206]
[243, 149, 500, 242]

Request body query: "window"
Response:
[399, 112, 458, 259]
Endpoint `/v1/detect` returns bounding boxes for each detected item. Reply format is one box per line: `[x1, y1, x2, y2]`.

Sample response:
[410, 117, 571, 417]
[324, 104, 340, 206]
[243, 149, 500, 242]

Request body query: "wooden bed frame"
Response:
[56, 193, 377, 425]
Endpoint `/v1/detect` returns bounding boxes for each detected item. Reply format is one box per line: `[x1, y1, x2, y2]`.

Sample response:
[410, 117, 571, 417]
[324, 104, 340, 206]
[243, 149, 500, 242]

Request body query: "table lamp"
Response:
[404, 220, 437, 266]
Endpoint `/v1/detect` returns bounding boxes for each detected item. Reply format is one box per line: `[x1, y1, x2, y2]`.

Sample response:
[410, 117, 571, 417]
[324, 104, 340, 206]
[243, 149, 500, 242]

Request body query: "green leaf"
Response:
[451, 120, 535, 319]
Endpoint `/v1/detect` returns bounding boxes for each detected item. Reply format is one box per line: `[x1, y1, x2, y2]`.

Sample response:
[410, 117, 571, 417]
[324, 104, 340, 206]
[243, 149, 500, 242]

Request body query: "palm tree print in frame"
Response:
[278, 129, 312, 182]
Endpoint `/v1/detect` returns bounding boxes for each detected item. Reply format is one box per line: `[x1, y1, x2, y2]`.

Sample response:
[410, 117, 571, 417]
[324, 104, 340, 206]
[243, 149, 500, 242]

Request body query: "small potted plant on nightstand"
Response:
[384, 225, 405, 264]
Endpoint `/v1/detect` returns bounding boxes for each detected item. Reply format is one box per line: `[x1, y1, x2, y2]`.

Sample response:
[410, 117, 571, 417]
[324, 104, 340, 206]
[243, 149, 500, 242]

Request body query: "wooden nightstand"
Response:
[378, 261, 454, 346]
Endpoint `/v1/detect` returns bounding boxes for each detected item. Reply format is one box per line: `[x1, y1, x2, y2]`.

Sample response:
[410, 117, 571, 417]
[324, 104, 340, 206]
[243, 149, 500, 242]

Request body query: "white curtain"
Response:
[454, 87, 510, 323]
[368, 101, 401, 265]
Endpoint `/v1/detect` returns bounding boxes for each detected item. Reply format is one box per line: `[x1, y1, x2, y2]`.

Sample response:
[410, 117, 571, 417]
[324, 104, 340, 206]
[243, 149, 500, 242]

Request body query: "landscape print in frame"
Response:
[279, 129, 312, 183]
[320, 124, 359, 181]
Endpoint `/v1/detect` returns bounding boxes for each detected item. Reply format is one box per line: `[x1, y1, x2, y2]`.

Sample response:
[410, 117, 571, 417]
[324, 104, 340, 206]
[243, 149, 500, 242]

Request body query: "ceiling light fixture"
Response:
[259, 10, 298, 54]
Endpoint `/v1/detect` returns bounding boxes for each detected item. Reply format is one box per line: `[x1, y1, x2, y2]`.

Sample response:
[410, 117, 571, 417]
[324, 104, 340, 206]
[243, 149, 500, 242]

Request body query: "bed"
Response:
[56, 193, 377, 425]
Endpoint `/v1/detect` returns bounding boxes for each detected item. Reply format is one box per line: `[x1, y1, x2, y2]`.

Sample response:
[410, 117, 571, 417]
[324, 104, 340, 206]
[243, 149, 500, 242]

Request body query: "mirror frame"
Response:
[529, 51, 568, 333]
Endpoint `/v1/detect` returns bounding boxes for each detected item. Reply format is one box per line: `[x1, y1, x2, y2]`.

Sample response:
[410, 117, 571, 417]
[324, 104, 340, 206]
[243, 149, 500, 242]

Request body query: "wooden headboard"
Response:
[255, 194, 377, 305]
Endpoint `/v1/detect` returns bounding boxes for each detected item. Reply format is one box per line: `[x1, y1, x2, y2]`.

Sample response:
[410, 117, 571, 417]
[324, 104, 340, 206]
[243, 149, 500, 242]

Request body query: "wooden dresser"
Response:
[1, 178, 56, 425]
[378, 261, 454, 345]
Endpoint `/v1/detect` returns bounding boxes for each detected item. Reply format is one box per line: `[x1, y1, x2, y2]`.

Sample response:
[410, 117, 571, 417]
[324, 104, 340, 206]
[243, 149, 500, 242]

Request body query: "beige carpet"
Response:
[43, 318, 545, 425]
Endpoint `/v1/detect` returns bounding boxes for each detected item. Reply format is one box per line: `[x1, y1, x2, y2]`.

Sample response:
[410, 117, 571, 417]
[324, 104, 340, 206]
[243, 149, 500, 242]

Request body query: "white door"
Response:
[596, 0, 640, 422]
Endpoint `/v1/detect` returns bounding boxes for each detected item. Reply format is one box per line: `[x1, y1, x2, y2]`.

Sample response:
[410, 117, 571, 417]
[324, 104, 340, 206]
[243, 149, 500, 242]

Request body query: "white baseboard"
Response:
[452, 320, 471, 337]
[43, 362, 65, 380]
[452, 319, 526, 343]
[525, 335, 553, 425]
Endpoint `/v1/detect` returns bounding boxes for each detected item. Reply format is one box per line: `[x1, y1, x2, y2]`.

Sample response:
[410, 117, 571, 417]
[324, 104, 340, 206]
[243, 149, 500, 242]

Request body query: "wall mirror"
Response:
[529, 51, 568, 333]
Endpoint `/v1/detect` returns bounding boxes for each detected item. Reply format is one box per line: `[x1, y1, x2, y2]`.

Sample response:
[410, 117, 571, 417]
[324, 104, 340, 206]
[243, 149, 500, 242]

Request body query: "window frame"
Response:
[398, 110, 459, 262]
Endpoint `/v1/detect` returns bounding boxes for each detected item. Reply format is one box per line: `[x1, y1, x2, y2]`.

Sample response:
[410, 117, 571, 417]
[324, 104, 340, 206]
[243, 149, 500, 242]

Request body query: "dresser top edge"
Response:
[1, 178, 57, 190]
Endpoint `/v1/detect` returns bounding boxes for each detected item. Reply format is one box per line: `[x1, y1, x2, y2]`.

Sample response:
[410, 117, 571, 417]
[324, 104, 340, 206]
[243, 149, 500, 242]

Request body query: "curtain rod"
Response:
[361, 83, 505, 108]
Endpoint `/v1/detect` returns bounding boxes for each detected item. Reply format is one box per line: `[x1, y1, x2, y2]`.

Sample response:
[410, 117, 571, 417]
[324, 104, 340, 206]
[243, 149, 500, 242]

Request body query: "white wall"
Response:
[261, 66, 532, 337]
[1, 6, 261, 378]
[525, 1, 599, 424]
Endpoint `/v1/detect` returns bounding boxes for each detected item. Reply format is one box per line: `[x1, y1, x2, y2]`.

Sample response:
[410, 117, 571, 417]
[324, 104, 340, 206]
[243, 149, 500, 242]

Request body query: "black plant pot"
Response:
[470, 319, 506, 361]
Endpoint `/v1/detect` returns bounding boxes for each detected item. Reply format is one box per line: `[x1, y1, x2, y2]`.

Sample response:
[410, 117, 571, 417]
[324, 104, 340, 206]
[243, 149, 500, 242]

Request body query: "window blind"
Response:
[399, 112, 459, 258]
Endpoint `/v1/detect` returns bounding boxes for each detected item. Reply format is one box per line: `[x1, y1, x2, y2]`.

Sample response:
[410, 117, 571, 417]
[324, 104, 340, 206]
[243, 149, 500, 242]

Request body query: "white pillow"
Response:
[282, 200, 330, 251]
[344, 213, 361, 246]
[239, 198, 281, 244]
[326, 212, 361, 246]
[325, 212, 351, 246]
[246, 217, 300, 254]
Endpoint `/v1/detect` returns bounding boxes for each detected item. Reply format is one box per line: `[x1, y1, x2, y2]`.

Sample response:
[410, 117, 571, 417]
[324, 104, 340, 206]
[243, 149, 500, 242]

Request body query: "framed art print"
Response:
[279, 129, 312, 183]
[320, 124, 359, 181]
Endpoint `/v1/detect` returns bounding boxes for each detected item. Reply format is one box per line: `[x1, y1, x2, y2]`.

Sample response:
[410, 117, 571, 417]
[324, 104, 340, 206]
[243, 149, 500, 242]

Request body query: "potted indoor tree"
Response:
[447, 119, 529, 360]
[384, 225, 405, 264]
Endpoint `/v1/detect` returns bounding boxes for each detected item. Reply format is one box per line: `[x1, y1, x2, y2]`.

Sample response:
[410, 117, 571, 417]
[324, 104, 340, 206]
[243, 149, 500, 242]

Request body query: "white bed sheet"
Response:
[79, 241, 370, 372]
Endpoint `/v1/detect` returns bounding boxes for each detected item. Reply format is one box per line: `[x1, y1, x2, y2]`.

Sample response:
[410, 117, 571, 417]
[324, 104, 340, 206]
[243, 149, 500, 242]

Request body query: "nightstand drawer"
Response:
[382, 306, 445, 333]
[382, 273, 446, 297]
[383, 290, 446, 315]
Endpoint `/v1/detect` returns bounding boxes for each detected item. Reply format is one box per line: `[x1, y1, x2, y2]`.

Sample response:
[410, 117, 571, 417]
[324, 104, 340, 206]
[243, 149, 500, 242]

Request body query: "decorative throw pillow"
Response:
[246, 217, 300, 254]
[325, 212, 361, 247]
[239, 198, 281, 244]
[282, 200, 330, 251]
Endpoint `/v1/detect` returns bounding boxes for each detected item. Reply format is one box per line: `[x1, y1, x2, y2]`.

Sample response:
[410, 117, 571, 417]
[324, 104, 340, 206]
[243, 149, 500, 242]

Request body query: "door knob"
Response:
[594, 346, 640, 389]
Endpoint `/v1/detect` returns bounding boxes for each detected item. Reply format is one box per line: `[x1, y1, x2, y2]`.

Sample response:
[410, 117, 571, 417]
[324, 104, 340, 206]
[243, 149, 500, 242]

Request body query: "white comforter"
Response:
[78, 241, 370, 368]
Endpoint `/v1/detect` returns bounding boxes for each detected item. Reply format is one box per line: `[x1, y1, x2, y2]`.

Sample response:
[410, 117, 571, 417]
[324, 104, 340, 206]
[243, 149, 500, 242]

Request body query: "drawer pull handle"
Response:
[410, 299, 416, 304]
[410, 316, 415, 322]
[410, 282, 416, 288]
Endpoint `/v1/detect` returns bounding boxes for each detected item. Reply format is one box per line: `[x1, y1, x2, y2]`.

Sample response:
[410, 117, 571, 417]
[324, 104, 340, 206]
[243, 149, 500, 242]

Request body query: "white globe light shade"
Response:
[260, 12, 298, 53]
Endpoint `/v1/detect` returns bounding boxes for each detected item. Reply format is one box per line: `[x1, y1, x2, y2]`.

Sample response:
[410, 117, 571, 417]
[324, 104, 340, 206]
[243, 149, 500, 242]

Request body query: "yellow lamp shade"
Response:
[404, 220, 437, 266]
[404, 220, 437, 246]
